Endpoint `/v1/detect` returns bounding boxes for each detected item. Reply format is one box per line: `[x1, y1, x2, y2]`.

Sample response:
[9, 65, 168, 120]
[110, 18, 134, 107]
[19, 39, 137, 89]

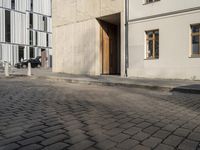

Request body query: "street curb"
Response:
[33, 76, 200, 94]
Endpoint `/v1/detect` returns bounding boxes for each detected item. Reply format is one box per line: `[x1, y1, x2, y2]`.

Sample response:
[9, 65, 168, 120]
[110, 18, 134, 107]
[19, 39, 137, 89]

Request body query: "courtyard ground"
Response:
[0, 77, 200, 150]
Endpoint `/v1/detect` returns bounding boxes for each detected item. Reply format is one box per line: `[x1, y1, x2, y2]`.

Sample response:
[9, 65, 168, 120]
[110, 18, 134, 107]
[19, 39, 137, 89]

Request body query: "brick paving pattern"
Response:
[0, 78, 200, 150]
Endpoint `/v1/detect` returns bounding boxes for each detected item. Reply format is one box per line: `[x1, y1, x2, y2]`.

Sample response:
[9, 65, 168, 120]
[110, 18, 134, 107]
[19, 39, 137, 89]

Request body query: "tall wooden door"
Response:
[102, 26, 110, 74]
[101, 21, 118, 75]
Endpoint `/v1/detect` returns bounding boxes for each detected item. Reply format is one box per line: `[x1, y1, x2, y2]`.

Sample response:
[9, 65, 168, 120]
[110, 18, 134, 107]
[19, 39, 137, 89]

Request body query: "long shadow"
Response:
[171, 84, 200, 94]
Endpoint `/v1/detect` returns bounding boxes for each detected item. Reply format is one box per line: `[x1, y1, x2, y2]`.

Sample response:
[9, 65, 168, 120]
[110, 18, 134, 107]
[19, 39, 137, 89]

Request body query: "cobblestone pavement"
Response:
[0, 78, 200, 150]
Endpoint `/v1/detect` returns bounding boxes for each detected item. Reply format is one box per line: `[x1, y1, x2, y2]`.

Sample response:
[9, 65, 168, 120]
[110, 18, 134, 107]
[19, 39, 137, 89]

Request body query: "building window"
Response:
[29, 13, 33, 29]
[146, 30, 159, 59]
[145, 0, 160, 4]
[29, 30, 33, 45]
[191, 24, 200, 56]
[30, 47, 34, 58]
[46, 34, 49, 47]
[18, 46, 24, 62]
[11, 0, 15, 9]
[43, 16, 47, 32]
[5, 10, 11, 43]
[30, 0, 33, 11]
[35, 32, 38, 46]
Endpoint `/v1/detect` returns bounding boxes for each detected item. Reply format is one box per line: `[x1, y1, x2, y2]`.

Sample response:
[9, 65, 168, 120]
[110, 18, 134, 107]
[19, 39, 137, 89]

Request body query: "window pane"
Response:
[191, 25, 200, 33]
[5, 10, 11, 42]
[11, 0, 15, 9]
[155, 40, 159, 58]
[29, 13, 33, 28]
[19, 46, 24, 62]
[147, 31, 153, 38]
[192, 35, 199, 55]
[46, 34, 49, 47]
[30, 47, 34, 58]
[29, 31, 33, 45]
[155, 31, 159, 58]
[43, 16, 47, 31]
[35, 32, 38, 46]
[30, 0, 33, 11]
[147, 40, 153, 58]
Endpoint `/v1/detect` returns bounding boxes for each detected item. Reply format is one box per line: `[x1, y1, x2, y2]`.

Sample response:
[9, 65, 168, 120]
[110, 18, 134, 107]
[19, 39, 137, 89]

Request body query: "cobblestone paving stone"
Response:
[0, 77, 200, 150]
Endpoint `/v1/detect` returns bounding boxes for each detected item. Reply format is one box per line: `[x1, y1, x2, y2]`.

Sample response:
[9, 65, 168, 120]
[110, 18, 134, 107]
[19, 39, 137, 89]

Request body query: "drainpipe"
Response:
[125, 0, 129, 77]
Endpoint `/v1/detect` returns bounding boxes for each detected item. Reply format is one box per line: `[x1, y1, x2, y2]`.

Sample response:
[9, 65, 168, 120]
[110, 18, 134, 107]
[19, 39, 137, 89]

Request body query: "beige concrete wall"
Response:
[52, 0, 125, 75]
[128, 10, 200, 80]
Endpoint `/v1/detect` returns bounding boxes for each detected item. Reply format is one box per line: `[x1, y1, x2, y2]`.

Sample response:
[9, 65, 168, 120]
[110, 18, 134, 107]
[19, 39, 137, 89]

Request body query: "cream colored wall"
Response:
[128, 10, 200, 80]
[129, 0, 200, 20]
[52, 0, 124, 75]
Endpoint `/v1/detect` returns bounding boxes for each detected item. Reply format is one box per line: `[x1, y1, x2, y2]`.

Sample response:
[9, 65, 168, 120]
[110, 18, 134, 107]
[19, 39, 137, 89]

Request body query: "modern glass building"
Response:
[0, 0, 52, 67]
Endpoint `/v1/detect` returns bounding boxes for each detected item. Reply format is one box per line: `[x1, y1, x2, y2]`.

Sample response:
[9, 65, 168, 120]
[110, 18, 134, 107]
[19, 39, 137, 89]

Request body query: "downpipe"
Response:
[125, 0, 129, 77]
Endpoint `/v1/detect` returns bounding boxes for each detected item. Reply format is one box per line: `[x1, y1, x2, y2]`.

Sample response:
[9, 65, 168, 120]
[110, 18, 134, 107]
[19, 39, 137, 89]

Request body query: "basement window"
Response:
[145, 30, 159, 59]
[191, 24, 200, 57]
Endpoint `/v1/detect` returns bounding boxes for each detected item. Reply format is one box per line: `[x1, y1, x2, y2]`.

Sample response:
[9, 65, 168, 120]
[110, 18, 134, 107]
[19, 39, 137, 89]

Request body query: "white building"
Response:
[128, 0, 200, 79]
[0, 0, 52, 67]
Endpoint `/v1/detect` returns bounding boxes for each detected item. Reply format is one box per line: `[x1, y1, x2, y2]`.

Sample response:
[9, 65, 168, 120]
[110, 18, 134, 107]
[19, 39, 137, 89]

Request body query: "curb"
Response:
[39, 76, 200, 94]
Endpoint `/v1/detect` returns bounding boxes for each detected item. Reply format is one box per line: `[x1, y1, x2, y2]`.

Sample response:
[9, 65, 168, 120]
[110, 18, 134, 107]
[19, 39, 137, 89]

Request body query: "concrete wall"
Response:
[128, 10, 200, 80]
[52, 0, 125, 75]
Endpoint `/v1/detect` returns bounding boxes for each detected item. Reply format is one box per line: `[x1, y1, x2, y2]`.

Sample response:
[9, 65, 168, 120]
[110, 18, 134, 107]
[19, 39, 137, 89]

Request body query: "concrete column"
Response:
[4, 62, 9, 77]
[27, 62, 31, 76]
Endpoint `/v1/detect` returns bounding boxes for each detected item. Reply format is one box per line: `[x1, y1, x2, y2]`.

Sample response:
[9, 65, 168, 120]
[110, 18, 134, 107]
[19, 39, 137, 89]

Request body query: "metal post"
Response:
[27, 62, 31, 76]
[4, 62, 9, 77]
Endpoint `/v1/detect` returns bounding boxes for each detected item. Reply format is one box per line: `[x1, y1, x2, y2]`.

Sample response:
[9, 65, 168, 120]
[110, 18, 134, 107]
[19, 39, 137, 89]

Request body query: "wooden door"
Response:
[101, 21, 118, 75]
[102, 26, 110, 74]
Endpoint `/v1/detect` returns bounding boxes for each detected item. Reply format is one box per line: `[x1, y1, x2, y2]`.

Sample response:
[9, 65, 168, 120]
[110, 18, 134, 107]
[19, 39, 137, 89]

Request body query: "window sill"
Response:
[144, 58, 159, 60]
[143, 0, 160, 5]
[189, 55, 200, 58]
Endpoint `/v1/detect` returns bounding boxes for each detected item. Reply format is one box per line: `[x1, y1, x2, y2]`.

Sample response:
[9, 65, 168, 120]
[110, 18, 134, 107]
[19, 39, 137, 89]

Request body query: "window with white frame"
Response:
[191, 24, 200, 56]
[145, 0, 160, 4]
[145, 30, 159, 59]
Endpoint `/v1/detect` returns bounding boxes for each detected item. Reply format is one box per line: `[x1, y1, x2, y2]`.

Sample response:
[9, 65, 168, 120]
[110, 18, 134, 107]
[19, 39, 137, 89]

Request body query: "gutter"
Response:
[125, 0, 129, 77]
